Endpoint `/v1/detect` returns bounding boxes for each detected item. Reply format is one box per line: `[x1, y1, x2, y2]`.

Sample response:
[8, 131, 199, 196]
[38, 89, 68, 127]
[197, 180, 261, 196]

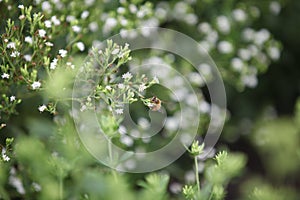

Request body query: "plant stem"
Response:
[59, 171, 63, 200]
[194, 156, 201, 195]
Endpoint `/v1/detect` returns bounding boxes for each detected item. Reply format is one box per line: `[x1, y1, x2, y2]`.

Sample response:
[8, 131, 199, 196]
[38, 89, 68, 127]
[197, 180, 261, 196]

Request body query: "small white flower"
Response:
[38, 29, 46, 37]
[2, 154, 10, 162]
[51, 16, 60, 26]
[24, 54, 32, 61]
[81, 10, 89, 19]
[19, 15, 25, 20]
[76, 42, 85, 51]
[45, 42, 53, 47]
[216, 15, 231, 34]
[111, 48, 120, 55]
[254, 29, 270, 45]
[18, 5, 24, 9]
[66, 62, 75, 69]
[25, 36, 33, 44]
[270, 1, 281, 15]
[118, 83, 125, 89]
[268, 46, 280, 60]
[1, 73, 10, 79]
[32, 182, 42, 192]
[10, 96, 16, 102]
[105, 85, 112, 90]
[197, 22, 211, 34]
[72, 25, 81, 33]
[122, 72, 132, 80]
[117, 7, 126, 14]
[31, 81, 41, 90]
[10, 51, 20, 58]
[139, 83, 147, 92]
[41, 1, 51, 11]
[242, 75, 258, 88]
[38, 104, 47, 112]
[153, 76, 159, 84]
[231, 57, 244, 71]
[50, 58, 58, 70]
[115, 108, 124, 114]
[120, 135, 133, 147]
[58, 49, 67, 57]
[232, 9, 247, 22]
[44, 20, 52, 28]
[89, 22, 98, 32]
[7, 42, 16, 49]
[66, 15, 76, 22]
[218, 41, 233, 54]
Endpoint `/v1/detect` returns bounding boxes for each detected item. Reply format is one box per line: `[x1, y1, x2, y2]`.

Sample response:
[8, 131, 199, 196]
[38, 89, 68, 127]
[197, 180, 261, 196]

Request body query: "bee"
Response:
[149, 96, 162, 111]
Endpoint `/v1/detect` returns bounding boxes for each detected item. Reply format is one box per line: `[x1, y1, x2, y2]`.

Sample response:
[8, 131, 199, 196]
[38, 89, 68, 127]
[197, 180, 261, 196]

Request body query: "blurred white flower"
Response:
[89, 22, 98, 32]
[111, 48, 120, 55]
[59, 49, 67, 57]
[76, 42, 85, 51]
[45, 42, 53, 47]
[32, 182, 42, 192]
[122, 72, 133, 80]
[268, 46, 280, 60]
[44, 20, 52, 28]
[197, 22, 212, 34]
[24, 54, 32, 61]
[25, 36, 33, 44]
[50, 58, 58, 70]
[238, 48, 252, 61]
[51, 16, 61, 26]
[117, 7, 126, 14]
[72, 25, 81, 33]
[1, 73, 9, 79]
[10, 96, 16, 102]
[38, 29, 46, 37]
[81, 10, 89, 19]
[18, 5, 24, 9]
[115, 108, 124, 114]
[254, 29, 270, 45]
[10, 51, 20, 57]
[31, 81, 41, 90]
[66, 15, 76, 22]
[218, 41, 233, 54]
[139, 83, 147, 92]
[118, 83, 125, 89]
[242, 28, 255, 42]
[41, 1, 51, 11]
[7, 42, 16, 49]
[216, 15, 231, 34]
[270, 1, 281, 15]
[38, 104, 47, 112]
[232, 9, 247, 22]
[231, 57, 244, 71]
[242, 75, 258, 88]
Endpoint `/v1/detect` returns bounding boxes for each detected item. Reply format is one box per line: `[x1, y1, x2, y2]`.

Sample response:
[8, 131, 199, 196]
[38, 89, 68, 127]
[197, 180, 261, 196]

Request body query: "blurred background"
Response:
[0, 0, 300, 199]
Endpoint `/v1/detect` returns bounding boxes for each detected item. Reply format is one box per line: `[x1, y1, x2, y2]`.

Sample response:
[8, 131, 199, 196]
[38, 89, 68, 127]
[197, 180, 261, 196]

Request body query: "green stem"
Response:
[59, 171, 63, 200]
[194, 156, 200, 195]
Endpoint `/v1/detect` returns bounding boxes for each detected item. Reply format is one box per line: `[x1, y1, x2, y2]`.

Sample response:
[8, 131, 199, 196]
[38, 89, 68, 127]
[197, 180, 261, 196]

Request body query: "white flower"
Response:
[254, 29, 270, 45]
[41, 1, 51, 11]
[231, 58, 244, 71]
[25, 36, 33, 44]
[122, 72, 132, 80]
[72, 25, 81, 33]
[105, 85, 112, 90]
[7, 42, 15, 49]
[238, 48, 252, 61]
[120, 135, 133, 147]
[2, 148, 10, 162]
[44, 20, 52, 28]
[111, 48, 120, 55]
[270, 1, 281, 15]
[45, 42, 53, 47]
[232, 9, 247, 22]
[139, 83, 147, 92]
[89, 22, 98, 32]
[153, 76, 159, 84]
[76, 42, 85, 51]
[32, 182, 42, 192]
[18, 5, 24, 9]
[10, 51, 20, 58]
[66, 62, 75, 69]
[197, 22, 211, 34]
[115, 108, 124, 114]
[218, 41, 233, 54]
[216, 15, 231, 34]
[1, 73, 9, 79]
[81, 10, 89, 19]
[58, 49, 67, 57]
[118, 83, 125, 89]
[38, 104, 47, 112]
[24, 54, 32, 61]
[10, 96, 16, 102]
[268, 46, 280, 60]
[51, 16, 60, 26]
[50, 58, 58, 69]
[242, 28, 255, 42]
[117, 7, 126, 14]
[38, 29, 46, 37]
[242, 75, 258, 88]
[66, 15, 76, 22]
[31, 81, 41, 90]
